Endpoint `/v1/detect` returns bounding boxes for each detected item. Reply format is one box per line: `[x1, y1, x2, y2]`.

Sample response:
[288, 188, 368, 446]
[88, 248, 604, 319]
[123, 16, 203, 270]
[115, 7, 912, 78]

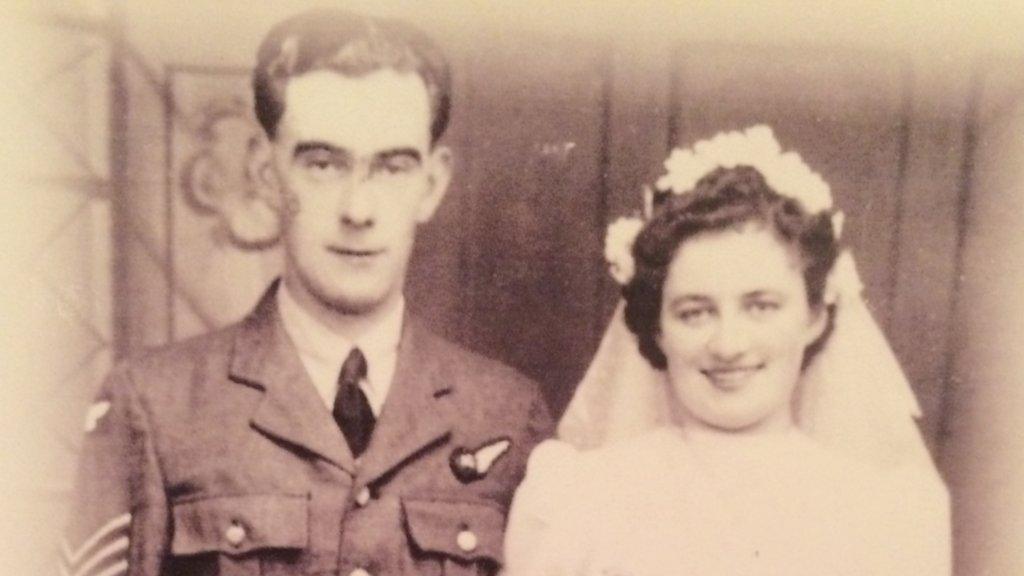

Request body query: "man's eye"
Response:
[377, 156, 419, 175]
[298, 158, 350, 183]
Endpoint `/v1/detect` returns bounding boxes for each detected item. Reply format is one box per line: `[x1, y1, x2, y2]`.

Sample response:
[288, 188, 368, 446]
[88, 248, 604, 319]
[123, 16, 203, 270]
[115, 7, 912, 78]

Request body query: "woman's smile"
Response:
[701, 363, 766, 390]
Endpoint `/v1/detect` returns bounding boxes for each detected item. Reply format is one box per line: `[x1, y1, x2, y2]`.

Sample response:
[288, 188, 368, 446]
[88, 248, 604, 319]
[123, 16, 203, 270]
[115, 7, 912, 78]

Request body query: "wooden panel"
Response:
[943, 59, 1024, 576]
[119, 58, 171, 354]
[404, 41, 473, 344]
[889, 65, 972, 450]
[603, 38, 674, 319]
[455, 32, 611, 414]
[669, 45, 910, 330]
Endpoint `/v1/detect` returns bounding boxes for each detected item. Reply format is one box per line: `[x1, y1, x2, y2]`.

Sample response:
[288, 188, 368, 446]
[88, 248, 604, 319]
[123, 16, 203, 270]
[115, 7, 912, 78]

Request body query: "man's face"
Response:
[268, 69, 451, 317]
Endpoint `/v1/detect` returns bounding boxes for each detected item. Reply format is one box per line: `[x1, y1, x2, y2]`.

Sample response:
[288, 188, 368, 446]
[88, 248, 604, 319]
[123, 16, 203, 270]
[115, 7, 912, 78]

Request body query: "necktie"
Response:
[333, 347, 376, 458]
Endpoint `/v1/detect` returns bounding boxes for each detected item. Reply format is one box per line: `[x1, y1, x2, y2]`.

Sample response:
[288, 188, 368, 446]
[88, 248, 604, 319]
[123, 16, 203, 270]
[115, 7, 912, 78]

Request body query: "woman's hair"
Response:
[623, 165, 839, 369]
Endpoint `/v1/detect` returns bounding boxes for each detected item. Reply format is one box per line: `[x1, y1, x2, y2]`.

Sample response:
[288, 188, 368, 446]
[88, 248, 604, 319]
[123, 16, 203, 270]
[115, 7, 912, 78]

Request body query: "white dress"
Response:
[503, 427, 950, 576]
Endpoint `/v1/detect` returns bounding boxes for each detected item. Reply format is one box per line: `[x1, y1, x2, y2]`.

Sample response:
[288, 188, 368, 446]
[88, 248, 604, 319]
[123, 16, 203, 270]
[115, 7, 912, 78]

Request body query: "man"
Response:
[61, 9, 552, 576]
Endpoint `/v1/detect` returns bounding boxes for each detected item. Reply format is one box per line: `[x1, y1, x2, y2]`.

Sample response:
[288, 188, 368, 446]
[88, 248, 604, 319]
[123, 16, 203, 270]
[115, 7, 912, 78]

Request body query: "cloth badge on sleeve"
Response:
[59, 512, 131, 576]
[449, 437, 511, 483]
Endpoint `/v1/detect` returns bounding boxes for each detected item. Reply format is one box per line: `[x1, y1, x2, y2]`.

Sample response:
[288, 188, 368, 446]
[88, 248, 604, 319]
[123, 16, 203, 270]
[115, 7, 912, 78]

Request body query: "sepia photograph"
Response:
[2, 1, 1023, 574]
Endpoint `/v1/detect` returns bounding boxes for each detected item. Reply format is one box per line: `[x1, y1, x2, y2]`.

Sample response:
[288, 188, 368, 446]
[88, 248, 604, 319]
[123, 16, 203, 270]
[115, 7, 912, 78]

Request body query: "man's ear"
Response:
[416, 145, 453, 224]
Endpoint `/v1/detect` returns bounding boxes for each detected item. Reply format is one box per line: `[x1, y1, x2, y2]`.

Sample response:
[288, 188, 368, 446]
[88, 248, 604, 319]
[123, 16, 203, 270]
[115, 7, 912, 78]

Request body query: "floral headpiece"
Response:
[604, 125, 844, 286]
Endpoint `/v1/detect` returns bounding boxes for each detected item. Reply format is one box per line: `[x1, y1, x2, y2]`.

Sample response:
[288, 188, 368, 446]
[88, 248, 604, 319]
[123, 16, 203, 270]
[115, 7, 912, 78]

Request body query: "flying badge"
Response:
[84, 401, 111, 433]
[449, 437, 511, 483]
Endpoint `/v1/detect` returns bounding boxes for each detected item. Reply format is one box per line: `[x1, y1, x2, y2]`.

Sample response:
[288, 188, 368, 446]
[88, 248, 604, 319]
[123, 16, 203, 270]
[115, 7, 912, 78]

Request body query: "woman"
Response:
[503, 126, 950, 575]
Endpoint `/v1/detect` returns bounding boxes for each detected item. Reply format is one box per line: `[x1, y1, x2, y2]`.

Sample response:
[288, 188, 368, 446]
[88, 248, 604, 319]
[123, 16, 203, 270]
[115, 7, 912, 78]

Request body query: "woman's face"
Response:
[657, 223, 826, 434]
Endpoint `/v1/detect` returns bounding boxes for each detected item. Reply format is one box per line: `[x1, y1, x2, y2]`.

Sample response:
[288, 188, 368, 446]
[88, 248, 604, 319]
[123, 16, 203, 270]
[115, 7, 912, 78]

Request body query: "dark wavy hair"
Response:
[253, 8, 451, 144]
[623, 165, 839, 369]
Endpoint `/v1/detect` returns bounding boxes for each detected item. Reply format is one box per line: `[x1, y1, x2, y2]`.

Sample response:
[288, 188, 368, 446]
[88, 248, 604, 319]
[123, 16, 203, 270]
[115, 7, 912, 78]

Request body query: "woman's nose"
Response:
[706, 314, 752, 362]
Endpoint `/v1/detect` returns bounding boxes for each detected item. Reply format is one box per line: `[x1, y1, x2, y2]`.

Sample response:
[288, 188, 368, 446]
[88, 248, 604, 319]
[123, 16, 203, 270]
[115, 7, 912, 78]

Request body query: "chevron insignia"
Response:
[59, 513, 131, 576]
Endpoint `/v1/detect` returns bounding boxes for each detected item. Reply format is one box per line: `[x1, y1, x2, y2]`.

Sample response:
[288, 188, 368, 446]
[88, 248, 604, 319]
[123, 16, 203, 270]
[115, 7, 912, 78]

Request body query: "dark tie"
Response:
[332, 347, 376, 458]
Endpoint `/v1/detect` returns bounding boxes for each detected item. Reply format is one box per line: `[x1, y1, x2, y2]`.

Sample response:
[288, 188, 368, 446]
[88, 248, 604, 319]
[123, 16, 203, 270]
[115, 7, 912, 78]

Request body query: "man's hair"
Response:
[253, 8, 452, 143]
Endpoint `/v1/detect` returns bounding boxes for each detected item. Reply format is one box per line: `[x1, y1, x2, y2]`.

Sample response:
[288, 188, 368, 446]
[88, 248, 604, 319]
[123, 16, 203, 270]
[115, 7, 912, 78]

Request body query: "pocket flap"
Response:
[171, 494, 308, 556]
[402, 497, 505, 563]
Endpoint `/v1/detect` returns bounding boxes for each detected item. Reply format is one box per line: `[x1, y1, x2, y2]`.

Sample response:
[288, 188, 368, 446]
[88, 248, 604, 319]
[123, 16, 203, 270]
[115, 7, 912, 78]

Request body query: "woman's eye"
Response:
[746, 299, 781, 317]
[674, 307, 713, 325]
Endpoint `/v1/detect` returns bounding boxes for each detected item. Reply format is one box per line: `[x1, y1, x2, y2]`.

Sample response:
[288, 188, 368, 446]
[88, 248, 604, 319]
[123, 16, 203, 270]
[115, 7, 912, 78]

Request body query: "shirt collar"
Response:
[277, 282, 405, 389]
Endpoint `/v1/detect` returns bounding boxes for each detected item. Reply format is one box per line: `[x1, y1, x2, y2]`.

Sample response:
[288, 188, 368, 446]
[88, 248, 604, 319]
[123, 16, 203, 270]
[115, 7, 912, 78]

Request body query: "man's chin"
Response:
[317, 291, 387, 316]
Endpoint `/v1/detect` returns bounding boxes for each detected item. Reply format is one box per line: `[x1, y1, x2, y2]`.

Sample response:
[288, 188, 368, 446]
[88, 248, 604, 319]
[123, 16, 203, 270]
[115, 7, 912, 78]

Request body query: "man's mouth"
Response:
[701, 364, 765, 389]
[327, 246, 383, 258]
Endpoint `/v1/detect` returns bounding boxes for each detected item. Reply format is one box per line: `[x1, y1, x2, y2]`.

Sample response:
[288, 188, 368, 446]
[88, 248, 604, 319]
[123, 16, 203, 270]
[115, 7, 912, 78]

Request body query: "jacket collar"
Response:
[229, 280, 355, 472]
[355, 314, 456, 486]
[229, 281, 455, 480]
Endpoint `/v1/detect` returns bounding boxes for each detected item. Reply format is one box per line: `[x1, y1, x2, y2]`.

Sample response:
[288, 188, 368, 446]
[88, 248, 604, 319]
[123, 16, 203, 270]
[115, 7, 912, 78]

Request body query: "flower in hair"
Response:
[604, 216, 645, 285]
[603, 125, 839, 286]
[656, 125, 834, 214]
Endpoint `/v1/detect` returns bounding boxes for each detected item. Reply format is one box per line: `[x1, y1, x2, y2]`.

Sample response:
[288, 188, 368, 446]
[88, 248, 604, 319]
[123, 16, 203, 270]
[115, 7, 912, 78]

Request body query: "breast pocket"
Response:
[170, 494, 308, 575]
[402, 497, 505, 576]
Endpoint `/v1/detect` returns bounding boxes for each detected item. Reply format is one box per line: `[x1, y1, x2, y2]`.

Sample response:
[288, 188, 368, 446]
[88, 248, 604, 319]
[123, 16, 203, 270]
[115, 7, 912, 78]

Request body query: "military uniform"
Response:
[62, 283, 553, 576]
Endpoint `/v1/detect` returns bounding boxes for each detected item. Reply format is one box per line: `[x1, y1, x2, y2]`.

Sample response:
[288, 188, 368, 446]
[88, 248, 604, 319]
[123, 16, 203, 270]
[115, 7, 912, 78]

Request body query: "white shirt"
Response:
[277, 284, 404, 416]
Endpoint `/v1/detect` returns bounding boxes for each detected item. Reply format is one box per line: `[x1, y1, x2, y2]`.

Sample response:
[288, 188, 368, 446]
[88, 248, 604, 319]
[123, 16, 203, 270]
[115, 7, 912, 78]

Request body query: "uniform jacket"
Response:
[61, 283, 553, 576]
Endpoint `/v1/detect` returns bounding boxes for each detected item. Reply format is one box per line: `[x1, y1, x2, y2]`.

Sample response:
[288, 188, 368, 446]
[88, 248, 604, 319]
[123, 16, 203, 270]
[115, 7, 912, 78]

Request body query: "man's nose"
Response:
[706, 313, 752, 362]
[338, 176, 375, 228]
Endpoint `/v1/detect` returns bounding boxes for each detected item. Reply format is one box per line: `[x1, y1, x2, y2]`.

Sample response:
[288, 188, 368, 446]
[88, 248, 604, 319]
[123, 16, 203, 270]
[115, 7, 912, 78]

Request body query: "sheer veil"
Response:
[533, 126, 950, 575]
[561, 125, 944, 477]
[558, 252, 939, 473]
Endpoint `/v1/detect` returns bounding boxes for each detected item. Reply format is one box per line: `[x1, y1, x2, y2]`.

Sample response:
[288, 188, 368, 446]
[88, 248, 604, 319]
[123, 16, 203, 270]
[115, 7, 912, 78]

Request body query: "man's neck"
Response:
[281, 276, 402, 342]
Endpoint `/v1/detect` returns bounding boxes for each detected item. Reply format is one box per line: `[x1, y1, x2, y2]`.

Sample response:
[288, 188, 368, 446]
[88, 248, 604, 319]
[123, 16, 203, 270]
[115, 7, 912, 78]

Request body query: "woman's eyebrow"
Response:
[666, 294, 714, 307]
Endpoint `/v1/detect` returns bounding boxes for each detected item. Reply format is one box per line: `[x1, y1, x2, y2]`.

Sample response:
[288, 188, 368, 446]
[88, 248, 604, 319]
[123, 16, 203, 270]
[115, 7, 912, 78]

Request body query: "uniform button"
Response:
[348, 569, 371, 576]
[225, 523, 246, 546]
[354, 487, 371, 507]
[456, 529, 478, 552]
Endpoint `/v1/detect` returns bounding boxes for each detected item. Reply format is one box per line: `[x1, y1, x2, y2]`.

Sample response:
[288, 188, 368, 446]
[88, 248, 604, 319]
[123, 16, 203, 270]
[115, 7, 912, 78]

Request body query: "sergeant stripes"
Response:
[59, 513, 131, 576]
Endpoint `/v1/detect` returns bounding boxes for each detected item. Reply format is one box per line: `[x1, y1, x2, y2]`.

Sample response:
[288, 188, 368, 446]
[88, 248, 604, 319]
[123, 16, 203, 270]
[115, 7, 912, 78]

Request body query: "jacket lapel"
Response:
[228, 282, 356, 473]
[355, 316, 456, 485]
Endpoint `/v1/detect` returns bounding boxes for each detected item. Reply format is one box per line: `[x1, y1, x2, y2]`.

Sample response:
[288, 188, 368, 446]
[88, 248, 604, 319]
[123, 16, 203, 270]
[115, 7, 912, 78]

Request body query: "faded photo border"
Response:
[3, 1, 1024, 574]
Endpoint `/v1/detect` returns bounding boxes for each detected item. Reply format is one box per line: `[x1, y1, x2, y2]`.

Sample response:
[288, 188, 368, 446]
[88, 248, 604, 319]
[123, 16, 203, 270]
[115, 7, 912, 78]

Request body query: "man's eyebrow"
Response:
[292, 141, 348, 158]
[375, 147, 423, 163]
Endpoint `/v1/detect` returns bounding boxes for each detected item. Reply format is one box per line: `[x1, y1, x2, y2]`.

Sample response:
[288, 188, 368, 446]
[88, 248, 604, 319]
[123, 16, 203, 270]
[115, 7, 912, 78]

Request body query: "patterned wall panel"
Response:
[3, 7, 113, 575]
[168, 69, 283, 341]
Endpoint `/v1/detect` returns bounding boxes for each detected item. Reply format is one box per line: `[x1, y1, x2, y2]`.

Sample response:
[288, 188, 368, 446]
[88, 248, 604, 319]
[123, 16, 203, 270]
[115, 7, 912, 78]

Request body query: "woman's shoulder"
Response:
[522, 428, 682, 496]
[533, 427, 682, 466]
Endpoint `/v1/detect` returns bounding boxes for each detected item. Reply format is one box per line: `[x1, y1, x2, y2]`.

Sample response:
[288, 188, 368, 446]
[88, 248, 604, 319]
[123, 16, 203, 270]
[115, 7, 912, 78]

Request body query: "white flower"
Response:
[605, 125, 841, 285]
[655, 125, 834, 215]
[604, 216, 644, 285]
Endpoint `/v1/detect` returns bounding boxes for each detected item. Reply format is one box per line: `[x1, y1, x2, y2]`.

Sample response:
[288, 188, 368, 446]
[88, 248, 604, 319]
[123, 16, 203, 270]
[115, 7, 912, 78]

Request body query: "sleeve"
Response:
[892, 464, 953, 576]
[60, 364, 169, 576]
[502, 440, 589, 576]
[867, 462, 952, 576]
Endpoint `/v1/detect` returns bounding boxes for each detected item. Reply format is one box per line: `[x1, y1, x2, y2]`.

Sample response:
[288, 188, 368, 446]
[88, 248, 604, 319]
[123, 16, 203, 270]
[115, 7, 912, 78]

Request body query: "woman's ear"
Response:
[804, 304, 830, 347]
